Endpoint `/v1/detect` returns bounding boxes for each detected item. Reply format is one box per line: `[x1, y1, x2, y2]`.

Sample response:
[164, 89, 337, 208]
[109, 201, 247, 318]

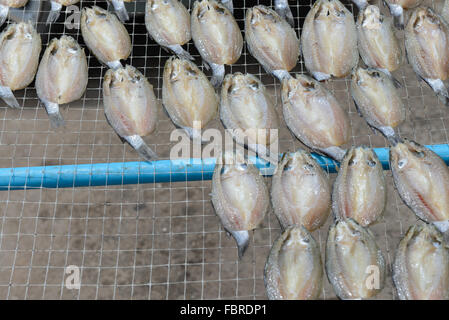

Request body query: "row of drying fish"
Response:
[210, 138, 449, 299]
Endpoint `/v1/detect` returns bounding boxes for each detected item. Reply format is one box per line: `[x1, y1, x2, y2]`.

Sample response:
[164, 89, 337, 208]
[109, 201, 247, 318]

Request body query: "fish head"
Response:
[148, 0, 173, 12]
[390, 139, 430, 172]
[411, 7, 442, 32]
[248, 5, 281, 27]
[166, 57, 200, 82]
[224, 72, 262, 96]
[344, 146, 381, 175]
[313, 0, 347, 22]
[283, 74, 319, 100]
[360, 5, 383, 30]
[194, 0, 231, 22]
[82, 6, 110, 25]
[332, 219, 365, 246]
[105, 65, 143, 90]
[282, 150, 319, 175]
[352, 67, 385, 88]
[217, 150, 250, 177]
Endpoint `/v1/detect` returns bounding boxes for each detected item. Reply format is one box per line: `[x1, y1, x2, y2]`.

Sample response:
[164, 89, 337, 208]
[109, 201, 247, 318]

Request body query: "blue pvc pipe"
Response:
[1, 144, 449, 190]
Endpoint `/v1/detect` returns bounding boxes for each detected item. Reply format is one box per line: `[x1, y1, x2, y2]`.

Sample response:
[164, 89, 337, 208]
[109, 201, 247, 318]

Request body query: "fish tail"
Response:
[0, 5, 8, 27]
[322, 146, 347, 162]
[210, 63, 225, 88]
[230, 230, 249, 259]
[43, 100, 65, 129]
[124, 135, 158, 162]
[219, 0, 234, 14]
[106, 60, 123, 70]
[275, 0, 294, 26]
[46, 1, 62, 24]
[0, 86, 20, 109]
[390, 5, 404, 29]
[111, 0, 129, 22]
[272, 70, 292, 82]
[352, 0, 368, 10]
[168, 44, 194, 61]
[425, 78, 449, 106]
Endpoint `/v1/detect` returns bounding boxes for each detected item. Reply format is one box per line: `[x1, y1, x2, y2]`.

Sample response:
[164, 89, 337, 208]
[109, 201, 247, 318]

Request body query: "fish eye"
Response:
[348, 158, 357, 166]
[303, 163, 314, 171]
[249, 81, 259, 91]
[185, 67, 197, 77]
[367, 160, 376, 167]
[216, 6, 226, 14]
[237, 163, 248, 171]
[398, 159, 407, 169]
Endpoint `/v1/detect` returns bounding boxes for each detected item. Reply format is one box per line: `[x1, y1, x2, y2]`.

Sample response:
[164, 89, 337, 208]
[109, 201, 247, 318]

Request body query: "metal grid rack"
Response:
[0, 0, 448, 299]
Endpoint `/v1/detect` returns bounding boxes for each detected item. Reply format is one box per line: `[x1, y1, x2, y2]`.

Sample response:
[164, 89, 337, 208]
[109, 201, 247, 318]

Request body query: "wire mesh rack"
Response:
[0, 0, 449, 300]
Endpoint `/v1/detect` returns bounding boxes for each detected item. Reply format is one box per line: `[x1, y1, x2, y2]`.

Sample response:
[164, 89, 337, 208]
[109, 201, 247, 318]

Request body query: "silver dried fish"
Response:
[326, 219, 386, 300]
[351, 67, 405, 141]
[265, 226, 323, 300]
[220, 73, 279, 162]
[390, 139, 449, 233]
[36, 35, 88, 129]
[385, 0, 423, 29]
[145, 0, 193, 60]
[301, 0, 358, 81]
[162, 57, 218, 141]
[81, 6, 132, 69]
[47, 0, 80, 24]
[357, 5, 402, 79]
[191, 0, 243, 87]
[271, 150, 331, 231]
[0, 0, 28, 27]
[405, 6, 449, 105]
[245, 5, 299, 81]
[281, 74, 351, 161]
[0, 21, 41, 109]
[332, 147, 386, 227]
[211, 150, 269, 258]
[393, 224, 449, 300]
[103, 65, 158, 161]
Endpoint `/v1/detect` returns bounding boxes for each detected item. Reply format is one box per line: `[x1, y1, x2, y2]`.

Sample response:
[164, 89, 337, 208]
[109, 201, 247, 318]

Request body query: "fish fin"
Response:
[43, 100, 65, 129]
[275, 0, 294, 27]
[219, 0, 233, 14]
[124, 135, 158, 162]
[311, 71, 331, 82]
[167, 44, 194, 61]
[0, 5, 8, 27]
[229, 230, 249, 259]
[111, 0, 129, 22]
[389, 4, 404, 29]
[423, 78, 449, 106]
[352, 99, 364, 118]
[209, 63, 225, 88]
[272, 70, 292, 81]
[378, 126, 400, 145]
[46, 1, 62, 24]
[0, 86, 20, 109]
[107, 60, 123, 70]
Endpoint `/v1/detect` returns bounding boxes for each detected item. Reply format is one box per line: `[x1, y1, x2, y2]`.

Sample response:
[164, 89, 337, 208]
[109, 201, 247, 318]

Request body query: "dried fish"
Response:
[390, 139, 449, 233]
[47, 0, 80, 24]
[145, 0, 193, 61]
[326, 219, 386, 300]
[108, 0, 134, 22]
[191, 0, 243, 87]
[271, 150, 331, 231]
[36, 35, 88, 128]
[274, 0, 294, 27]
[211, 150, 269, 258]
[162, 57, 218, 141]
[357, 5, 402, 79]
[220, 73, 279, 162]
[81, 6, 132, 69]
[393, 224, 449, 300]
[245, 5, 299, 81]
[332, 147, 386, 227]
[281, 74, 351, 161]
[405, 6, 449, 105]
[0, 22, 41, 109]
[103, 65, 158, 161]
[350, 67, 405, 141]
[0, 0, 28, 27]
[385, 0, 423, 29]
[265, 226, 323, 300]
[301, 0, 358, 81]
